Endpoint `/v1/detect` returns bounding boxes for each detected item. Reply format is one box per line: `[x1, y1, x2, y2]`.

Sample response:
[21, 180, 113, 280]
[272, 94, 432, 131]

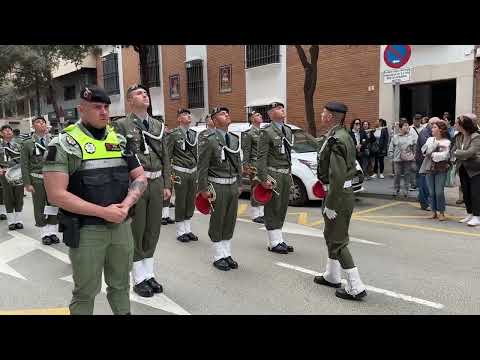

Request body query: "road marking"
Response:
[0, 307, 70, 315]
[353, 217, 480, 238]
[308, 219, 324, 227]
[355, 215, 432, 219]
[352, 201, 403, 216]
[259, 222, 383, 246]
[237, 204, 248, 216]
[60, 275, 190, 315]
[297, 213, 309, 225]
[275, 262, 444, 310]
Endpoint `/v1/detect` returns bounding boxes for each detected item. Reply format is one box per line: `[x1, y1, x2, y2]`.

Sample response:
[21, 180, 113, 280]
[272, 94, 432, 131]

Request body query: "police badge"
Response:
[84, 142, 96, 154]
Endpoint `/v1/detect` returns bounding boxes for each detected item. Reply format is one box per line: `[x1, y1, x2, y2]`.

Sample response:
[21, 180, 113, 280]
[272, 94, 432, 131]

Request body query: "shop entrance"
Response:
[400, 79, 456, 123]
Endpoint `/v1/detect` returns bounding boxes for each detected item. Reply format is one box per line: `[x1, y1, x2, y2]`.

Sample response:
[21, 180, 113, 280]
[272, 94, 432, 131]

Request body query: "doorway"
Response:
[400, 79, 456, 123]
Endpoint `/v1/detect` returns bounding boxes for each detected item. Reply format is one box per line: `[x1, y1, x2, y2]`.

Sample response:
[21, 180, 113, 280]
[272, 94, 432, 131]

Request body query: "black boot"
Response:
[15, 223, 23, 230]
[268, 243, 288, 254]
[177, 234, 190, 243]
[253, 217, 264, 224]
[42, 236, 52, 245]
[213, 258, 231, 271]
[281, 242, 294, 252]
[185, 233, 198, 241]
[166, 217, 175, 224]
[8, 224, 16, 231]
[335, 288, 367, 301]
[146, 278, 163, 294]
[161, 218, 168, 226]
[133, 280, 154, 297]
[313, 276, 341, 288]
[0, 214, 6, 220]
[224, 256, 238, 269]
[49, 234, 60, 244]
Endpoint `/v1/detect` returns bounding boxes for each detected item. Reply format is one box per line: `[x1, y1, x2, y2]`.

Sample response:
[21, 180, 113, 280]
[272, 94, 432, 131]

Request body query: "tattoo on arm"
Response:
[125, 177, 147, 205]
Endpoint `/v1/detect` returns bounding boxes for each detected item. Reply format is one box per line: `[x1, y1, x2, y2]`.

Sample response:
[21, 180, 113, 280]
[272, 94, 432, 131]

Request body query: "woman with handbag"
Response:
[388, 119, 416, 197]
[419, 121, 451, 221]
[372, 119, 389, 179]
[452, 114, 480, 227]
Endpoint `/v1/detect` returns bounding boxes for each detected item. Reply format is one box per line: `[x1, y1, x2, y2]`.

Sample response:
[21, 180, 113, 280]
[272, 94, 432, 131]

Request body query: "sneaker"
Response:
[467, 216, 480, 227]
[379, 174, 385, 179]
[456, 199, 464, 205]
[370, 174, 377, 179]
[460, 214, 473, 223]
[408, 186, 417, 191]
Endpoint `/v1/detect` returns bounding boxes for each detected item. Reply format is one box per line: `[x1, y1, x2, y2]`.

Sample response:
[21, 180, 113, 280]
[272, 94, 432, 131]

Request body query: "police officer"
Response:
[197, 107, 241, 271]
[113, 84, 172, 298]
[242, 111, 264, 223]
[256, 102, 294, 254]
[314, 101, 367, 301]
[167, 108, 199, 243]
[20, 116, 59, 245]
[43, 86, 147, 315]
[0, 125, 24, 230]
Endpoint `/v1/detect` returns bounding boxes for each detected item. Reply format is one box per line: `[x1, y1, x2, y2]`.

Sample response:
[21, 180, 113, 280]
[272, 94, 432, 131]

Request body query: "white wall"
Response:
[379, 45, 475, 124]
[100, 45, 125, 117]
[245, 45, 287, 108]
[149, 46, 165, 118]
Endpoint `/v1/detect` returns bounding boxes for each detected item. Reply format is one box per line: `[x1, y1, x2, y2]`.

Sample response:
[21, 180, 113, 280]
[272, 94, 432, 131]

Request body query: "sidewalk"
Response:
[357, 158, 464, 208]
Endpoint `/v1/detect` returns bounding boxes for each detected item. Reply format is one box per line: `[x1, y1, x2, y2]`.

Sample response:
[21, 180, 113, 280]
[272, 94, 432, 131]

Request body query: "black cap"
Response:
[249, 111, 261, 118]
[325, 101, 348, 114]
[0, 125, 13, 132]
[80, 86, 111, 104]
[414, 113, 423, 119]
[210, 107, 229, 118]
[127, 84, 149, 97]
[177, 108, 191, 116]
[268, 102, 284, 110]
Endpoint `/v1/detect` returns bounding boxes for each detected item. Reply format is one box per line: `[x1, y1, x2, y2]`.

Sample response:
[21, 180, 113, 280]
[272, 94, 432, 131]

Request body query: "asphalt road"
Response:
[0, 194, 479, 315]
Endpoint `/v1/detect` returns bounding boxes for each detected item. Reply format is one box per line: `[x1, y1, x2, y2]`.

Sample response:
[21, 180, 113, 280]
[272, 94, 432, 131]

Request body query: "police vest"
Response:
[64, 124, 129, 225]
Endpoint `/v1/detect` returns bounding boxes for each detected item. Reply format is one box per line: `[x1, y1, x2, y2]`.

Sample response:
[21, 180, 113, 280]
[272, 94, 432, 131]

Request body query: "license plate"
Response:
[352, 177, 359, 184]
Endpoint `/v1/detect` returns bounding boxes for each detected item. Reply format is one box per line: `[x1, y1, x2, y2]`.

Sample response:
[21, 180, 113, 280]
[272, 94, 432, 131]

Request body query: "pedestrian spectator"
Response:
[389, 120, 400, 177]
[419, 121, 451, 221]
[452, 113, 480, 227]
[421, 116, 429, 126]
[443, 111, 456, 139]
[371, 118, 389, 179]
[362, 120, 376, 176]
[409, 113, 424, 190]
[416, 118, 439, 210]
[388, 118, 416, 197]
[350, 118, 369, 175]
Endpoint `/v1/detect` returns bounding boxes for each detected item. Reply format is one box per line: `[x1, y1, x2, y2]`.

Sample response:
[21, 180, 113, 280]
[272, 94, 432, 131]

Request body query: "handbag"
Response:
[430, 160, 450, 172]
[370, 141, 379, 155]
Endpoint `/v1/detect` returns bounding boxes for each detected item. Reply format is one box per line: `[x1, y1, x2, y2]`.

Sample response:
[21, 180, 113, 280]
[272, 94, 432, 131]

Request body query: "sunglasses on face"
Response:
[354, 122, 360, 125]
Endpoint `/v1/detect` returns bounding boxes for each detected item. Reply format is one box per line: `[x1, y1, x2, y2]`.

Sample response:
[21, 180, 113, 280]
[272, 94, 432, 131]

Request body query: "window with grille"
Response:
[102, 53, 120, 95]
[185, 59, 204, 109]
[64, 85, 76, 101]
[141, 45, 161, 88]
[246, 45, 280, 68]
[247, 105, 270, 123]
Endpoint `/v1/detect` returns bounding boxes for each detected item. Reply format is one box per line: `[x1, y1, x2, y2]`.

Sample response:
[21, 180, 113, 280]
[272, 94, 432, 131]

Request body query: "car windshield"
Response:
[292, 130, 319, 153]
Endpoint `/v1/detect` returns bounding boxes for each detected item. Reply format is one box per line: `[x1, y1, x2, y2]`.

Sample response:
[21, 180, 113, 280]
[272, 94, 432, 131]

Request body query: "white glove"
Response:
[323, 207, 337, 220]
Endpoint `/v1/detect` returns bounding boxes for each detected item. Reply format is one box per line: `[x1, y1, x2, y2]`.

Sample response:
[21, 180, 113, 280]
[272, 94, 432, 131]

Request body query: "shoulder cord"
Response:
[141, 122, 165, 155]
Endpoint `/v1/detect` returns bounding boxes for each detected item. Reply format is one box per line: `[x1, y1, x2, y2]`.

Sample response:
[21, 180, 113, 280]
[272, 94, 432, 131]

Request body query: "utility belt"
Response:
[208, 176, 237, 185]
[267, 166, 291, 175]
[144, 170, 162, 179]
[30, 173, 44, 179]
[172, 165, 197, 174]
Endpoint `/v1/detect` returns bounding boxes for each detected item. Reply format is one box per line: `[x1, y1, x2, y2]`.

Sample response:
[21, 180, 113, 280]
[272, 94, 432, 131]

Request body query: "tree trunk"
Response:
[46, 73, 62, 132]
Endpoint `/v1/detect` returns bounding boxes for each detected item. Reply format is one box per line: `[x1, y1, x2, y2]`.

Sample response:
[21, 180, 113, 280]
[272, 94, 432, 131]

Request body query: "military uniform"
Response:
[43, 85, 141, 315]
[0, 136, 24, 229]
[314, 101, 367, 301]
[167, 109, 199, 242]
[21, 131, 59, 244]
[161, 128, 175, 225]
[197, 107, 241, 271]
[113, 103, 172, 296]
[256, 102, 294, 254]
[242, 124, 264, 222]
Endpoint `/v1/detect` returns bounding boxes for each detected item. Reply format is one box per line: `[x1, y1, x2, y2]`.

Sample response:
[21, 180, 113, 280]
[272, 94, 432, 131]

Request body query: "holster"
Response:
[58, 212, 81, 249]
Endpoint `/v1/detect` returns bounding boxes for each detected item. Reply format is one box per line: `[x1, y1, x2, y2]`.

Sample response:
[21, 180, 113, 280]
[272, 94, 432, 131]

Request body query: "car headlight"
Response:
[298, 159, 317, 172]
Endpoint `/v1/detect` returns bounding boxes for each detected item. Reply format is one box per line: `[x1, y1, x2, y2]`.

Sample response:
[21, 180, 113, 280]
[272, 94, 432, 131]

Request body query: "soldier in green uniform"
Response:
[313, 101, 367, 301]
[0, 125, 24, 230]
[197, 107, 241, 271]
[167, 108, 199, 243]
[21, 116, 60, 245]
[256, 102, 294, 254]
[113, 84, 172, 298]
[161, 127, 175, 226]
[242, 111, 264, 223]
[43, 86, 147, 315]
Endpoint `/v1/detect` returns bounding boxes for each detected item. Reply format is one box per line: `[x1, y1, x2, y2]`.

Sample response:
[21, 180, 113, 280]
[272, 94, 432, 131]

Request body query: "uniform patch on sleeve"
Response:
[327, 137, 337, 146]
[45, 146, 57, 161]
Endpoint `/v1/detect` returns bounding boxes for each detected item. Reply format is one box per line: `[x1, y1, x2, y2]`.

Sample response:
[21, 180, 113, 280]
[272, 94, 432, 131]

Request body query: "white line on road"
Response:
[275, 262, 444, 310]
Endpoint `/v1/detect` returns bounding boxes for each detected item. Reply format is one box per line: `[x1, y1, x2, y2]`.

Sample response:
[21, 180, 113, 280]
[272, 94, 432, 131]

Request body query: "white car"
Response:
[190, 122, 365, 206]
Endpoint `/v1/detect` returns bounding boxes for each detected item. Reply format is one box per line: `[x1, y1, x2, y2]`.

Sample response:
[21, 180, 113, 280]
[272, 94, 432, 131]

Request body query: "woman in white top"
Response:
[420, 121, 451, 221]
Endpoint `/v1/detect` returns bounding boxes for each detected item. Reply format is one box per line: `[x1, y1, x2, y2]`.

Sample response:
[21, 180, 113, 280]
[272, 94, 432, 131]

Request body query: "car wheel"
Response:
[289, 176, 308, 206]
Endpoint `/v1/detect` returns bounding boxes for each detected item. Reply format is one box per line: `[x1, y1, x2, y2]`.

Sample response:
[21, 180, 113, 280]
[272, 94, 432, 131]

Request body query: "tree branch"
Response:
[295, 45, 310, 69]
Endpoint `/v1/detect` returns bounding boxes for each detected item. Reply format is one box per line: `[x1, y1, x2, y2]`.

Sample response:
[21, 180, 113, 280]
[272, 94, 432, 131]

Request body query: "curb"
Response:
[356, 191, 465, 209]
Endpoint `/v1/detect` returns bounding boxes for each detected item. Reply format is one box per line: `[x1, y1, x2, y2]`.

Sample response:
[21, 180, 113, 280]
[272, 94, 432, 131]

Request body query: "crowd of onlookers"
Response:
[349, 111, 480, 226]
